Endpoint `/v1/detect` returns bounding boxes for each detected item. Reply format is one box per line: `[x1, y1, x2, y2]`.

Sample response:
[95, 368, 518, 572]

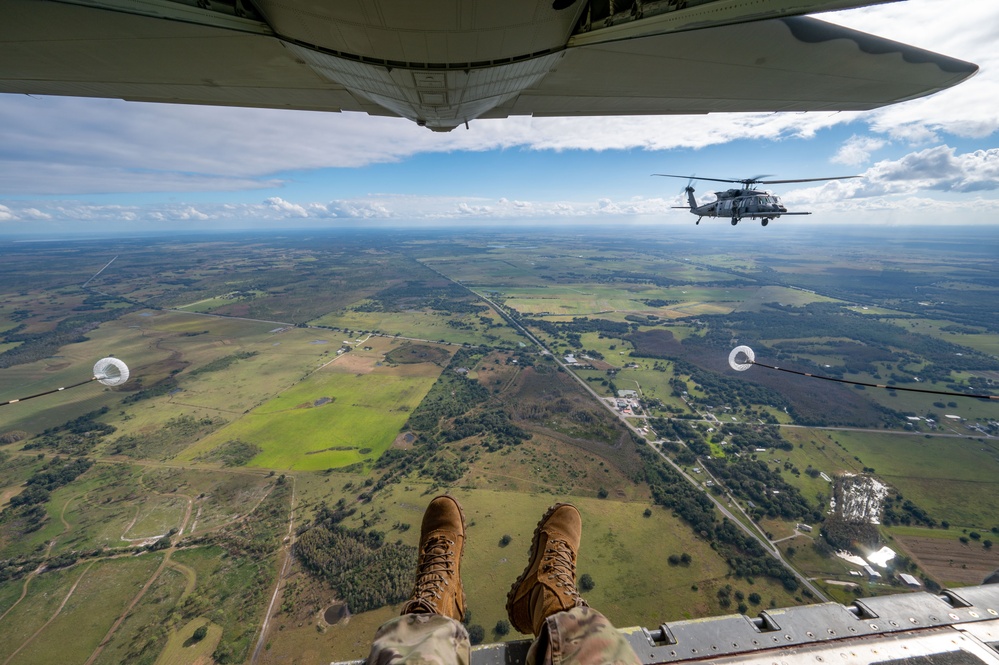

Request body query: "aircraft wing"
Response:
[0, 0, 382, 116]
[0, 0, 979, 131]
[488, 16, 978, 118]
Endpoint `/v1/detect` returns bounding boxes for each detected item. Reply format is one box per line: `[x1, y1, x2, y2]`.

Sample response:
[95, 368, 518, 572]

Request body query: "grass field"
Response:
[140, 467, 274, 536]
[2, 555, 163, 665]
[0, 576, 26, 619]
[180, 358, 443, 470]
[829, 431, 999, 528]
[153, 617, 223, 665]
[484, 284, 752, 321]
[891, 317, 999, 356]
[0, 566, 82, 663]
[170, 545, 276, 664]
[310, 309, 523, 347]
[734, 286, 835, 312]
[94, 565, 189, 665]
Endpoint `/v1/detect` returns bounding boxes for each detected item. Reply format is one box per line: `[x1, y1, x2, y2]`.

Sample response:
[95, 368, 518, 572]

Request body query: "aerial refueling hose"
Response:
[729, 345, 996, 401]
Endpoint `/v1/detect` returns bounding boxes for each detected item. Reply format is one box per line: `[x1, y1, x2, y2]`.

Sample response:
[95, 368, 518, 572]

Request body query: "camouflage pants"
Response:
[367, 607, 642, 665]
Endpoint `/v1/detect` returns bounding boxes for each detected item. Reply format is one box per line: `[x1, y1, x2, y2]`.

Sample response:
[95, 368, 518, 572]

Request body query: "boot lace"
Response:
[543, 539, 582, 601]
[406, 535, 456, 612]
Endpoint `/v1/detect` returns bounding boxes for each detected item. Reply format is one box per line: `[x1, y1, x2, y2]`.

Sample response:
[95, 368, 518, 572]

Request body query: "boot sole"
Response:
[505, 502, 572, 635]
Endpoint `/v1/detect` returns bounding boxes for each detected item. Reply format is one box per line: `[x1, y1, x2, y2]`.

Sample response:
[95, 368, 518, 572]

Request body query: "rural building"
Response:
[617, 389, 638, 398]
[862, 565, 882, 580]
[797, 524, 813, 532]
[899, 573, 922, 588]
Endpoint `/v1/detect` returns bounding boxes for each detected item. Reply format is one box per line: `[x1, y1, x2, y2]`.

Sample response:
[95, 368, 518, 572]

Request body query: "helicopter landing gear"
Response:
[731, 218, 739, 226]
[761, 218, 770, 227]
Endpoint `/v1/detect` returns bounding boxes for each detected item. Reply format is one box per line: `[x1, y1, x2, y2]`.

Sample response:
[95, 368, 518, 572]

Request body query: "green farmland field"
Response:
[181, 365, 441, 470]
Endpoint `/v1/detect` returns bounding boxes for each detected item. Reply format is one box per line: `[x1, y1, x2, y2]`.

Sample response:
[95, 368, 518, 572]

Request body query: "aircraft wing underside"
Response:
[0, 0, 979, 131]
[487, 17, 978, 119]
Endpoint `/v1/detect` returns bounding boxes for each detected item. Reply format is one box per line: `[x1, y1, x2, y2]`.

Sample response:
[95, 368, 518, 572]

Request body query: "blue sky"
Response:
[1, 0, 998, 232]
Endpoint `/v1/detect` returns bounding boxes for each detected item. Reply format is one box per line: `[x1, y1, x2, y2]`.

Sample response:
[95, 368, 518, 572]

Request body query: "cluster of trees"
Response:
[188, 351, 258, 376]
[0, 430, 28, 444]
[23, 407, 115, 455]
[405, 349, 490, 433]
[881, 493, 936, 527]
[713, 303, 999, 374]
[368, 280, 482, 314]
[637, 446, 799, 591]
[720, 424, 792, 452]
[674, 359, 790, 412]
[442, 408, 531, 451]
[194, 439, 262, 467]
[0, 306, 135, 369]
[121, 376, 179, 405]
[821, 517, 880, 550]
[703, 457, 815, 522]
[2, 456, 93, 536]
[667, 553, 692, 566]
[295, 503, 415, 613]
[523, 316, 635, 342]
[109, 415, 221, 459]
[649, 417, 702, 443]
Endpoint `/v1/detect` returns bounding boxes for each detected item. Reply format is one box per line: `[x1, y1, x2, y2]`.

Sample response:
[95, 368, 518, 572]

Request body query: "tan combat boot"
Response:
[401, 495, 467, 621]
[506, 503, 587, 636]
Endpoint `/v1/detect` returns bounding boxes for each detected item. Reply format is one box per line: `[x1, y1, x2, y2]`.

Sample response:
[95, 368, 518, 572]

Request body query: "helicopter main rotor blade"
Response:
[751, 175, 860, 185]
[653, 174, 742, 185]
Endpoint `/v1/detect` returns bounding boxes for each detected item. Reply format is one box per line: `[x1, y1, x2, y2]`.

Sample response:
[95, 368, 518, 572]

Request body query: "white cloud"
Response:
[778, 145, 999, 223]
[266, 197, 309, 218]
[824, 0, 999, 142]
[833, 136, 887, 167]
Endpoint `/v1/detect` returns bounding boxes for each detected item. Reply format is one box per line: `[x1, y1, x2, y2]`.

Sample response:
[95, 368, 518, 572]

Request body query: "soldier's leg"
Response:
[368, 614, 470, 665]
[525, 607, 641, 665]
[507, 504, 642, 665]
[367, 495, 469, 665]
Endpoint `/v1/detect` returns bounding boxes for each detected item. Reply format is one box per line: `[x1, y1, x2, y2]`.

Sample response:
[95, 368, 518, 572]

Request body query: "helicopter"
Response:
[654, 174, 860, 226]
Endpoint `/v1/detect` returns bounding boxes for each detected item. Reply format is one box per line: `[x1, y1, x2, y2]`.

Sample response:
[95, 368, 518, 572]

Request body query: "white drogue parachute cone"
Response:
[93, 357, 130, 386]
[728, 345, 755, 372]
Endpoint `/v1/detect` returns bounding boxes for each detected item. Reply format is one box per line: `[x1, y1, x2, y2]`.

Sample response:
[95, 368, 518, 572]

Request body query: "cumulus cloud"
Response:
[266, 197, 309, 217]
[781, 145, 999, 217]
[833, 136, 887, 167]
[0, 204, 15, 221]
[825, 0, 999, 142]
